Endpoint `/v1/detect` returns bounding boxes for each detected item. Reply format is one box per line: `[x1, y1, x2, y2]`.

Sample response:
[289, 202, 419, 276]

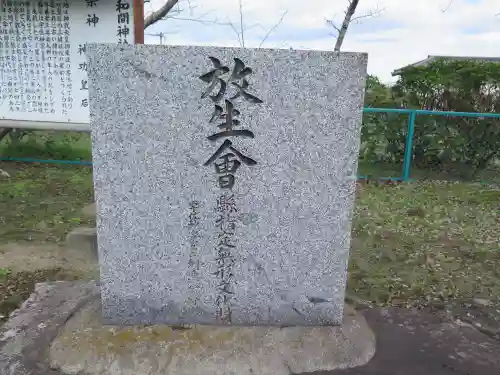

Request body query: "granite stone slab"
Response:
[86, 44, 368, 326]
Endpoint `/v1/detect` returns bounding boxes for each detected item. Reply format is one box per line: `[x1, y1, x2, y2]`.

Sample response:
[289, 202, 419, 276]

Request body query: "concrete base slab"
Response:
[0, 281, 97, 375]
[65, 227, 98, 261]
[0, 282, 374, 375]
[49, 299, 375, 375]
[2, 282, 499, 375]
[81, 203, 96, 219]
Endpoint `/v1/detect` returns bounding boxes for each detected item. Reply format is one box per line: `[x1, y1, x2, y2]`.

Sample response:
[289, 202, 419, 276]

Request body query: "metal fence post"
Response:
[402, 110, 417, 181]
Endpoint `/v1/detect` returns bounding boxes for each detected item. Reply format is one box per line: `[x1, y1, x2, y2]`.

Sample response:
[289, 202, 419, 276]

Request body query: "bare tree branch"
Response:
[351, 7, 383, 23]
[226, 16, 244, 47]
[239, 0, 245, 47]
[441, 0, 454, 13]
[331, 0, 361, 52]
[144, 0, 286, 47]
[167, 11, 220, 25]
[259, 10, 288, 48]
[326, 19, 340, 33]
[441, 1, 499, 17]
[223, 0, 288, 48]
[326, 0, 384, 52]
[144, 0, 180, 29]
[144, 0, 221, 44]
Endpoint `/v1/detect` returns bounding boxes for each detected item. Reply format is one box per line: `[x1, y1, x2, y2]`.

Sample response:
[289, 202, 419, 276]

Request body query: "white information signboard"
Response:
[0, 0, 135, 125]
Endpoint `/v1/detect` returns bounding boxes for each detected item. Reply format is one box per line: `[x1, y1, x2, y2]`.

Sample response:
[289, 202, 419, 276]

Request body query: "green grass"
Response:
[1, 161, 499, 310]
[358, 160, 500, 185]
[349, 182, 500, 307]
[1, 131, 499, 184]
[358, 161, 404, 179]
[0, 162, 94, 243]
[0, 131, 91, 161]
[0, 267, 11, 280]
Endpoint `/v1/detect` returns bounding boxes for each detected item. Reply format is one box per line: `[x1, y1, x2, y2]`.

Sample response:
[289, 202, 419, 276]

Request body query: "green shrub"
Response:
[362, 60, 500, 179]
[0, 132, 91, 161]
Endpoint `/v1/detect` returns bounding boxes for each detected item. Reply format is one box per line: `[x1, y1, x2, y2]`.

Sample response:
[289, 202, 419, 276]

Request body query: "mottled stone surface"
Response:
[50, 301, 375, 375]
[86, 44, 368, 325]
[0, 281, 98, 375]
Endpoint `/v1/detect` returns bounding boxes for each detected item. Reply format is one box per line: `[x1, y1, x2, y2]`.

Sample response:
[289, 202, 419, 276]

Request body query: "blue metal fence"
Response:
[362, 108, 500, 181]
[1, 108, 500, 181]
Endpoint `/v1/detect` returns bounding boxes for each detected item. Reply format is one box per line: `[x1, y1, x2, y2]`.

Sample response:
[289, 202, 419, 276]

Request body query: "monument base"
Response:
[0, 282, 375, 375]
[50, 301, 375, 375]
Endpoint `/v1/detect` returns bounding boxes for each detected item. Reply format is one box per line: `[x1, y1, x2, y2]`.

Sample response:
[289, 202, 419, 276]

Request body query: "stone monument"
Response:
[86, 44, 367, 326]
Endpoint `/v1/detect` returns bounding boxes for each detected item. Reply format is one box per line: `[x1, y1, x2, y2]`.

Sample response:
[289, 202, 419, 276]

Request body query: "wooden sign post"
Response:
[134, 0, 145, 44]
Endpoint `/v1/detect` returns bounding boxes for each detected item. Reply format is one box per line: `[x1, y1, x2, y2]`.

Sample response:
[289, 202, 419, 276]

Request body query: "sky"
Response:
[144, 0, 500, 83]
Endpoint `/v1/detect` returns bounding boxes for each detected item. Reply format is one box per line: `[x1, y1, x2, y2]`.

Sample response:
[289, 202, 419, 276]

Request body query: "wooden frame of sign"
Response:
[134, 0, 145, 44]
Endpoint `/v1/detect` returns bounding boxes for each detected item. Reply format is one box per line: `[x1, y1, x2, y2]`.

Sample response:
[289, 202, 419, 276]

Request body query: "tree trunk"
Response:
[334, 0, 359, 52]
[144, 0, 179, 29]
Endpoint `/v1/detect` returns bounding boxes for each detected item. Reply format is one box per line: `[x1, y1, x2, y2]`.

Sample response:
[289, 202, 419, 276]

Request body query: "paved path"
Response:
[309, 307, 500, 375]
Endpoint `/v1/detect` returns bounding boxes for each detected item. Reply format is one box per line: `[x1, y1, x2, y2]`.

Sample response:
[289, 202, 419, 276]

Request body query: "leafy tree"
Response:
[394, 59, 500, 177]
[360, 76, 406, 164]
[361, 60, 500, 179]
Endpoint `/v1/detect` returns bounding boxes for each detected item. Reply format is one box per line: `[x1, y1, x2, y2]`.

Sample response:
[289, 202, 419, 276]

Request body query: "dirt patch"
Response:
[0, 243, 98, 274]
[0, 268, 84, 322]
[0, 243, 99, 322]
